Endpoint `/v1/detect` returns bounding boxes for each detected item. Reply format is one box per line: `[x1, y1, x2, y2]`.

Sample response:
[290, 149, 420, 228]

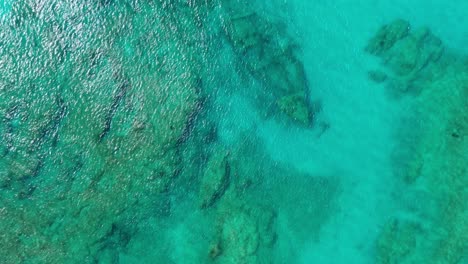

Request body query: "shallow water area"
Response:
[0, 0, 467, 263]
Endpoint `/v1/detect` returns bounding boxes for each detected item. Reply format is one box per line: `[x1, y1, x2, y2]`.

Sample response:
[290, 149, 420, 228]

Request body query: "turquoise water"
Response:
[0, 0, 467, 263]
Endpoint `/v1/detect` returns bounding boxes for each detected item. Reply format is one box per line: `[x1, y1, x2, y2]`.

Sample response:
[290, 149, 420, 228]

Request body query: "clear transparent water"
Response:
[0, 0, 467, 263]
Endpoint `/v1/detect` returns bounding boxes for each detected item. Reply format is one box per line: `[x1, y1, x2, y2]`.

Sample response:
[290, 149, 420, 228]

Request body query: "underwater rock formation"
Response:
[0, 1, 208, 262]
[368, 21, 468, 264]
[366, 20, 445, 96]
[221, 0, 313, 125]
[277, 93, 311, 124]
[365, 19, 411, 56]
[196, 133, 340, 263]
[209, 190, 277, 264]
[0, 0, 325, 263]
[199, 148, 231, 208]
[188, 136, 278, 263]
[376, 219, 422, 264]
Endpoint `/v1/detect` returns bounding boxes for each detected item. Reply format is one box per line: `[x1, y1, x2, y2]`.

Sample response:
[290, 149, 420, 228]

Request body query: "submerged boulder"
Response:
[222, 1, 313, 125]
[209, 191, 277, 264]
[366, 19, 410, 55]
[228, 13, 264, 52]
[383, 27, 443, 78]
[368, 70, 388, 83]
[199, 149, 231, 208]
[366, 20, 444, 96]
[277, 93, 311, 125]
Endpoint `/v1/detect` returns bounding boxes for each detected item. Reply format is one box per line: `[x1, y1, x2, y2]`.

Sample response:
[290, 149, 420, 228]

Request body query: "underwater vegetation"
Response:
[367, 20, 468, 264]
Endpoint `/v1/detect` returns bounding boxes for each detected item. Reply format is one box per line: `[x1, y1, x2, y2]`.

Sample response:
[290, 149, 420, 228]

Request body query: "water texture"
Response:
[0, 0, 467, 263]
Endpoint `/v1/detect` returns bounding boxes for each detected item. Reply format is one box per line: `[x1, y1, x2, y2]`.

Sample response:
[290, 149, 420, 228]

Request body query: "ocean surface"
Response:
[0, 0, 467, 263]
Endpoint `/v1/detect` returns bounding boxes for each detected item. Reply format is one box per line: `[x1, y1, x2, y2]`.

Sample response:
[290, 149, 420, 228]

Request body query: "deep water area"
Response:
[0, 0, 467, 263]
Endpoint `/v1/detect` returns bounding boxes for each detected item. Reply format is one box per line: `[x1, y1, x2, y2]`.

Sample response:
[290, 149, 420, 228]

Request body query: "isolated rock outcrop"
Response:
[366, 20, 444, 96]
[199, 149, 231, 208]
[222, 1, 313, 125]
[277, 93, 311, 125]
[365, 19, 410, 55]
[209, 191, 277, 264]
